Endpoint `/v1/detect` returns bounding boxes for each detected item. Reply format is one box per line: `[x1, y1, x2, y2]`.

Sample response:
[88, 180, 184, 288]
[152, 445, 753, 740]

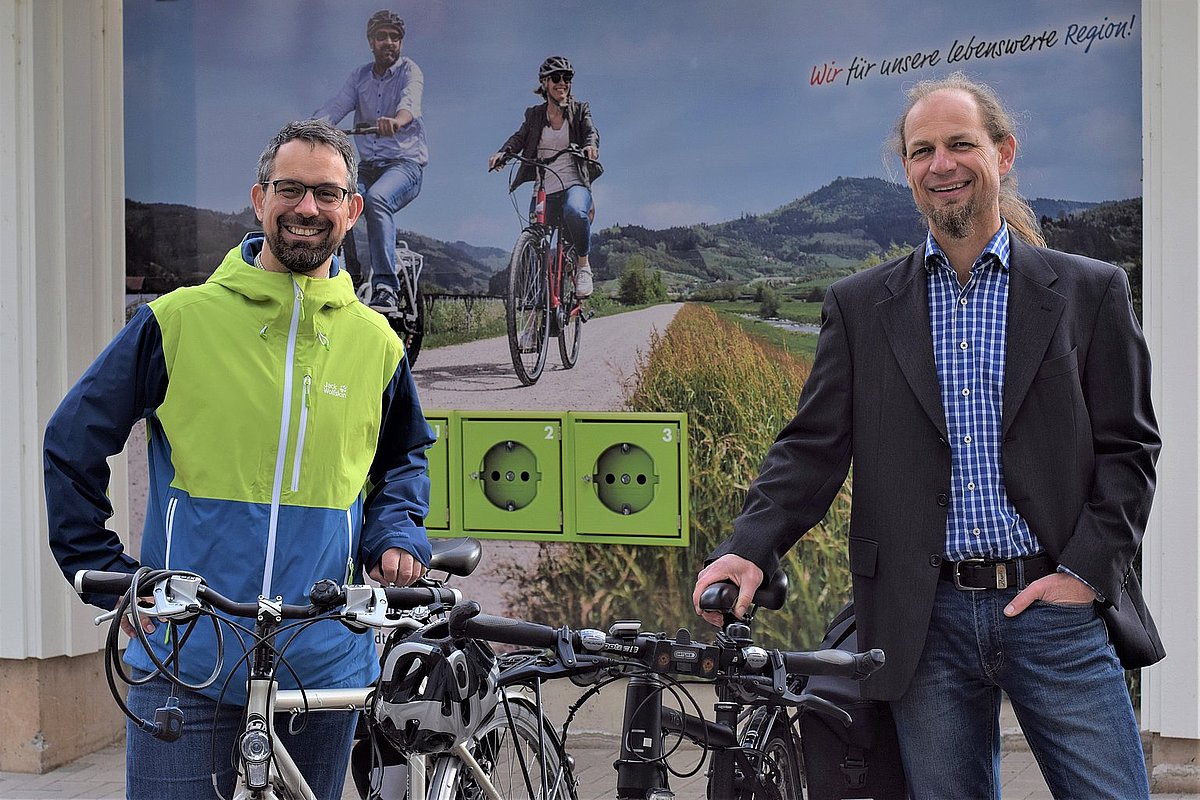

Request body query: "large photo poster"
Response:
[123, 0, 1142, 637]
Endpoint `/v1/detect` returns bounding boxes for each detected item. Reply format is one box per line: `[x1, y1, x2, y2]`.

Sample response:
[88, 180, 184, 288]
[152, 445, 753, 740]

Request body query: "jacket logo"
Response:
[323, 382, 348, 399]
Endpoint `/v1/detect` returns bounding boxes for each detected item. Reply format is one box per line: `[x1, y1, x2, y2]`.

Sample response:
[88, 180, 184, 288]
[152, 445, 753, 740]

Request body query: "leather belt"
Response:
[939, 553, 1056, 591]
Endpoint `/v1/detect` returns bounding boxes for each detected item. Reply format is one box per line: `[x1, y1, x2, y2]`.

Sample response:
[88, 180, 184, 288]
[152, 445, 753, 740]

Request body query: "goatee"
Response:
[920, 198, 975, 240]
[266, 217, 340, 274]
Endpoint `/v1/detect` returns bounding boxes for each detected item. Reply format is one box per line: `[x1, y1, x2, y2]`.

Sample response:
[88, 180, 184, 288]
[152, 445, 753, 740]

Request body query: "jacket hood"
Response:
[206, 232, 358, 311]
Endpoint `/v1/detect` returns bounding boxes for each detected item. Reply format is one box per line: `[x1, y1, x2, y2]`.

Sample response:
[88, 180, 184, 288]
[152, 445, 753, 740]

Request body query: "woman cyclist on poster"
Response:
[488, 56, 601, 297]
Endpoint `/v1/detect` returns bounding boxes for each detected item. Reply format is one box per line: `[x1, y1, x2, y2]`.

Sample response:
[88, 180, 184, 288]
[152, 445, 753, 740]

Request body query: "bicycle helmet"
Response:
[366, 10, 405, 39]
[372, 635, 499, 754]
[538, 55, 574, 81]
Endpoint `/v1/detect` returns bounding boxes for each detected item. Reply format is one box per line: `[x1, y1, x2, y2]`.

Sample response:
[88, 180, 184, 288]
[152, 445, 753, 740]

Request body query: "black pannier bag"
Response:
[799, 602, 908, 799]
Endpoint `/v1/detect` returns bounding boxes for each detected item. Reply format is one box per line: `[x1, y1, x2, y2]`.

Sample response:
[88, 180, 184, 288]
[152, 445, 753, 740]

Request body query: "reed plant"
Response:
[505, 304, 852, 649]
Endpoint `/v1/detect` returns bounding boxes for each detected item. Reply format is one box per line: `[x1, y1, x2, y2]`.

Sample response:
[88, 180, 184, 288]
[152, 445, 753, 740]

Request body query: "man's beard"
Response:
[919, 196, 976, 240]
[267, 216, 340, 274]
[374, 50, 399, 71]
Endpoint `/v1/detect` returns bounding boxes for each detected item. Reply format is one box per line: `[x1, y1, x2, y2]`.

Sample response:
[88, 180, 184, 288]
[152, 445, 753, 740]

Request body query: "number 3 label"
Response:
[662, 428, 673, 442]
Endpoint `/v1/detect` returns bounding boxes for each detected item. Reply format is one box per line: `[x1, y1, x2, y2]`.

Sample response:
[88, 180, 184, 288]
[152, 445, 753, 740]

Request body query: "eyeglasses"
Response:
[546, 72, 573, 84]
[371, 31, 403, 43]
[262, 180, 351, 211]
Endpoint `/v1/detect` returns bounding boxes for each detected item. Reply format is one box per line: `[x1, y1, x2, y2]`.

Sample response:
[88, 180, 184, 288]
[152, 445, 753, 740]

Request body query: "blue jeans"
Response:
[125, 673, 357, 799]
[542, 185, 593, 257]
[355, 158, 423, 291]
[890, 579, 1148, 800]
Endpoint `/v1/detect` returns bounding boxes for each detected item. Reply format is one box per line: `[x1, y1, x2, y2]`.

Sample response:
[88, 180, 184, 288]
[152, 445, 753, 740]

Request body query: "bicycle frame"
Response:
[615, 672, 793, 799]
[230, 597, 323, 799]
[276, 685, 534, 800]
[530, 182, 579, 332]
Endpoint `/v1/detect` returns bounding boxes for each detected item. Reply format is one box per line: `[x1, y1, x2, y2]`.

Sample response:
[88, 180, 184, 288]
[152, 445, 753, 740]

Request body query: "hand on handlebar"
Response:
[369, 547, 424, 587]
[376, 112, 412, 137]
[693, 554, 763, 627]
[488, 152, 509, 172]
[119, 601, 158, 637]
[582, 145, 598, 162]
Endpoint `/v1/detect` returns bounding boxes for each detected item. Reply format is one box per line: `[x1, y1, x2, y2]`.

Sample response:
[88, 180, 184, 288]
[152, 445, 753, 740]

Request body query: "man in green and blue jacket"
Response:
[44, 120, 432, 799]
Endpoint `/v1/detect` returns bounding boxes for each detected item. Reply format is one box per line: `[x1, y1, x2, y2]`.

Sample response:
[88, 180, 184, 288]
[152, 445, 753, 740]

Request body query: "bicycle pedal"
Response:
[581, 309, 595, 322]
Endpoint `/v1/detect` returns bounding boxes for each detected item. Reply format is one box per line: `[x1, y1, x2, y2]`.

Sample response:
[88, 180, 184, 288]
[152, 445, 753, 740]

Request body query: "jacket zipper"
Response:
[290, 374, 312, 492]
[262, 278, 303, 598]
[345, 509, 355, 584]
[164, 496, 178, 569]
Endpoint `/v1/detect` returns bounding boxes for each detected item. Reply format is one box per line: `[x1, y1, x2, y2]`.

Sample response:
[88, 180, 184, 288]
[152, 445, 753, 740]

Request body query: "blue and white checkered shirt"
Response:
[925, 223, 1042, 562]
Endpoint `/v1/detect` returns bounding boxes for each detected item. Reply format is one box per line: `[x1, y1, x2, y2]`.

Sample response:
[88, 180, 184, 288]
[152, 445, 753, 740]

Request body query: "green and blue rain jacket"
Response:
[45, 233, 434, 703]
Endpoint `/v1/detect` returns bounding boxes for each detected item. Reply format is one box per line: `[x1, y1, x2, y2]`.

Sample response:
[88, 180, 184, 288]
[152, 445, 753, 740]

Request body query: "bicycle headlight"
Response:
[240, 729, 271, 764]
[239, 727, 272, 789]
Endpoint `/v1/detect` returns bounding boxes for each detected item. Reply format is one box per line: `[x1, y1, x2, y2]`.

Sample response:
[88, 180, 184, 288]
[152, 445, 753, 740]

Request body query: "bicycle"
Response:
[491, 146, 601, 386]
[76, 538, 496, 800]
[340, 124, 427, 367]
[445, 571, 885, 800]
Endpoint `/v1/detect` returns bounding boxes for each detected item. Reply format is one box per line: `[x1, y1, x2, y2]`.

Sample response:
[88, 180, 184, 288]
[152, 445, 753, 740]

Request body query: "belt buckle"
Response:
[952, 558, 988, 591]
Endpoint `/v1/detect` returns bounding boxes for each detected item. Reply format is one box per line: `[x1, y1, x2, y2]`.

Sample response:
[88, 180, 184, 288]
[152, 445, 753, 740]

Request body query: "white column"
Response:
[0, 0, 126, 662]
[1142, 0, 1200, 753]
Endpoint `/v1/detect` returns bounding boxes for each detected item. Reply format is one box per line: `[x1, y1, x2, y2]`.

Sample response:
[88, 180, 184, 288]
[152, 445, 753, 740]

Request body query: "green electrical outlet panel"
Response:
[422, 410, 687, 546]
[567, 412, 688, 545]
[459, 415, 564, 535]
[423, 412, 451, 530]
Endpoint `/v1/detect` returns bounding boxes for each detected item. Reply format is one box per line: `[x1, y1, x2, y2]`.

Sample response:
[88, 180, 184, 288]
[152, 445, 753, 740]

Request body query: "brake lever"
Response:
[149, 574, 203, 621]
[341, 585, 409, 631]
[788, 691, 854, 727]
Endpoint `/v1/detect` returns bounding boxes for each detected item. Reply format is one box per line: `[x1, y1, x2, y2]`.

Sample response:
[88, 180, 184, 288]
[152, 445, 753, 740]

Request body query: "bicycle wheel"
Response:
[741, 709, 804, 800]
[400, 284, 425, 367]
[431, 697, 578, 800]
[556, 243, 582, 369]
[506, 230, 550, 385]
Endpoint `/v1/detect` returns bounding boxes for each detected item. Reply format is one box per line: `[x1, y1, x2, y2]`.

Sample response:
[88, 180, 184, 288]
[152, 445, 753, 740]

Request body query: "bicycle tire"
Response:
[739, 709, 804, 800]
[556, 242, 582, 369]
[401, 285, 425, 367]
[430, 697, 578, 800]
[506, 230, 550, 386]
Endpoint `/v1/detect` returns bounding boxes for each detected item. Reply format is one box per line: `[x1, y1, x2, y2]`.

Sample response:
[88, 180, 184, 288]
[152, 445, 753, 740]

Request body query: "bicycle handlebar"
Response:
[340, 125, 380, 136]
[75, 569, 460, 626]
[784, 648, 886, 681]
[489, 145, 601, 173]
[447, 601, 884, 686]
[449, 606, 561, 648]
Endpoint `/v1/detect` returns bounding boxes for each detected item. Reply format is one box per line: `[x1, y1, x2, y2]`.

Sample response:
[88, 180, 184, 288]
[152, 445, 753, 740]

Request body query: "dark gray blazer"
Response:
[713, 237, 1163, 700]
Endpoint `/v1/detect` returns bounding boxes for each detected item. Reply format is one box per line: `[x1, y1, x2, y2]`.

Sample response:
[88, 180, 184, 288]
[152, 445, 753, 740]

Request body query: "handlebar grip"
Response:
[450, 605, 559, 648]
[782, 648, 886, 680]
[74, 570, 135, 597]
[853, 648, 887, 680]
[382, 585, 460, 609]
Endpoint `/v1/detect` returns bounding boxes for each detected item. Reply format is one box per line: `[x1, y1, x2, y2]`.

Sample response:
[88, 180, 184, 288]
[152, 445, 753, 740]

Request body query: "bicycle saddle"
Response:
[699, 569, 788, 613]
[428, 537, 482, 577]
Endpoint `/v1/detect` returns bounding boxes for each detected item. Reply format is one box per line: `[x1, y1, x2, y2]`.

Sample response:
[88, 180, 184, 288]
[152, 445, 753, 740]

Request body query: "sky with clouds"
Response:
[123, 0, 1141, 250]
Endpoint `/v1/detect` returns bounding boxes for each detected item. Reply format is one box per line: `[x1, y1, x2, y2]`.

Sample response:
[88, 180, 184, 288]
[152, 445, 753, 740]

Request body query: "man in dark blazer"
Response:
[694, 72, 1161, 798]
